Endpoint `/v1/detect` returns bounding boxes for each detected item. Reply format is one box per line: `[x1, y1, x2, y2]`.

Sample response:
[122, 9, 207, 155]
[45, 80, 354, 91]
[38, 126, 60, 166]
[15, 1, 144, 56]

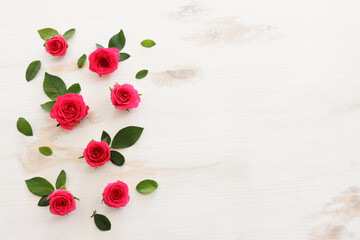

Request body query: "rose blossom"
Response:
[102, 181, 130, 208]
[50, 93, 89, 130]
[45, 35, 68, 56]
[83, 141, 111, 167]
[89, 48, 120, 76]
[110, 83, 141, 110]
[47, 189, 76, 216]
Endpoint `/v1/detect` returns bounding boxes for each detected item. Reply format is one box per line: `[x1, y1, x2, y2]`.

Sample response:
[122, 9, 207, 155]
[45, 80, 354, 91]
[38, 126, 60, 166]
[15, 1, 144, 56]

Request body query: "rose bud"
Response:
[110, 83, 141, 110]
[102, 181, 130, 208]
[47, 189, 76, 216]
[50, 93, 89, 130]
[83, 141, 111, 167]
[45, 35, 68, 56]
[89, 48, 120, 76]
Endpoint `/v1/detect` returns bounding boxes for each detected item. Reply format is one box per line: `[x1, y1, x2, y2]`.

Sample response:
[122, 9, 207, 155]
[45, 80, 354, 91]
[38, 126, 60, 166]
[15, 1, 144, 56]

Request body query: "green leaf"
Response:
[101, 131, 111, 145]
[136, 179, 158, 194]
[136, 70, 148, 79]
[67, 83, 81, 94]
[108, 29, 126, 51]
[110, 150, 125, 166]
[119, 53, 130, 62]
[141, 39, 156, 48]
[38, 28, 59, 40]
[96, 43, 104, 48]
[63, 28, 75, 40]
[25, 177, 55, 196]
[39, 146, 52, 156]
[43, 72, 67, 100]
[111, 126, 144, 148]
[55, 170, 66, 189]
[25, 60, 41, 82]
[93, 212, 111, 231]
[38, 195, 50, 206]
[77, 54, 87, 69]
[17, 117, 33, 136]
[41, 101, 55, 112]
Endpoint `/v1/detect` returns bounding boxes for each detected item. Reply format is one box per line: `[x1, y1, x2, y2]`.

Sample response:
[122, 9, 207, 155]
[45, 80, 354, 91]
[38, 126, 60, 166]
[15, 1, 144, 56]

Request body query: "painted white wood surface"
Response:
[1, 0, 360, 239]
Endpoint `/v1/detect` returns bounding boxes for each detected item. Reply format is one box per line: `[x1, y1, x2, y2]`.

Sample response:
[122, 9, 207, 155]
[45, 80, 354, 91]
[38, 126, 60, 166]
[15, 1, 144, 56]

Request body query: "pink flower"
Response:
[89, 48, 120, 76]
[45, 35, 68, 56]
[50, 93, 89, 130]
[47, 189, 76, 216]
[102, 181, 130, 208]
[110, 83, 141, 110]
[83, 141, 111, 167]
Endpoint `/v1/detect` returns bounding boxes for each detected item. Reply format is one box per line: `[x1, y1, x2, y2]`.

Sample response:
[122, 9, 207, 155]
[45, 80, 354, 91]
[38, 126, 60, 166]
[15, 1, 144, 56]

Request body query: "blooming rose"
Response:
[110, 83, 141, 110]
[45, 35, 68, 56]
[50, 93, 89, 130]
[47, 189, 76, 216]
[89, 48, 120, 76]
[102, 181, 130, 208]
[83, 141, 111, 167]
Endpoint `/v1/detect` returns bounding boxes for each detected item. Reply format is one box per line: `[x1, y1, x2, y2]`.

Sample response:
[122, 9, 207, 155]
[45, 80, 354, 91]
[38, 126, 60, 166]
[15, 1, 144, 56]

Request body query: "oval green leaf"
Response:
[39, 146, 52, 156]
[111, 126, 144, 148]
[136, 179, 158, 194]
[108, 29, 126, 51]
[119, 53, 130, 61]
[110, 150, 125, 166]
[141, 39, 156, 48]
[67, 83, 81, 94]
[96, 43, 104, 48]
[63, 28, 75, 40]
[55, 170, 66, 189]
[41, 101, 55, 112]
[43, 72, 67, 100]
[77, 54, 87, 68]
[38, 195, 50, 206]
[136, 70, 148, 79]
[17, 117, 33, 136]
[25, 177, 55, 196]
[38, 28, 59, 40]
[94, 213, 111, 231]
[101, 131, 111, 145]
[26, 60, 41, 82]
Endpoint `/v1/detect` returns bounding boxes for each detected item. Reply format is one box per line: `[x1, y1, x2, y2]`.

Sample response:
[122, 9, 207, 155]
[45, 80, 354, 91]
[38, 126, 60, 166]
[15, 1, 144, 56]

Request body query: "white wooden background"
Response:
[1, 0, 360, 239]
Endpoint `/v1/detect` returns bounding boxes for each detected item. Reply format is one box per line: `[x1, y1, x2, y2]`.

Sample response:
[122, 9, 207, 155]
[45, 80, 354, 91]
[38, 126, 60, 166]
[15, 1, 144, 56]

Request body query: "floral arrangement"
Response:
[20, 27, 158, 231]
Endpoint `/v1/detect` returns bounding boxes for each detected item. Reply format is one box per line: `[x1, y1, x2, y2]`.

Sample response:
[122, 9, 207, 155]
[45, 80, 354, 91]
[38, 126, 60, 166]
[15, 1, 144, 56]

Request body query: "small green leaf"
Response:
[25, 177, 55, 196]
[63, 28, 75, 40]
[111, 126, 144, 148]
[38, 28, 59, 40]
[136, 70, 148, 79]
[93, 212, 111, 231]
[17, 117, 33, 136]
[110, 151, 125, 166]
[136, 179, 158, 194]
[26, 60, 41, 82]
[67, 83, 81, 94]
[39, 146, 52, 156]
[38, 195, 50, 206]
[119, 53, 130, 61]
[96, 43, 104, 48]
[55, 170, 66, 189]
[101, 131, 111, 145]
[77, 54, 87, 68]
[141, 39, 156, 48]
[41, 101, 56, 112]
[43, 72, 67, 100]
[108, 29, 126, 51]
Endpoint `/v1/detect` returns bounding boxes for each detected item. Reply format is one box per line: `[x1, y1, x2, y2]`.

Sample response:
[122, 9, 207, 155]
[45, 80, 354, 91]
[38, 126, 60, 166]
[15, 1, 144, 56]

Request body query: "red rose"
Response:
[110, 83, 141, 110]
[50, 93, 89, 130]
[89, 48, 120, 76]
[102, 181, 130, 208]
[83, 141, 110, 167]
[47, 189, 76, 216]
[45, 35, 68, 56]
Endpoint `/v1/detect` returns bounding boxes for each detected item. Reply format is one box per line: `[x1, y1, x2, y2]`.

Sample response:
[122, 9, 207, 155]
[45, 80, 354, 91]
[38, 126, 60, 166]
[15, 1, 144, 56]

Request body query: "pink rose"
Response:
[89, 48, 120, 76]
[110, 83, 141, 110]
[83, 141, 111, 167]
[102, 181, 130, 208]
[45, 35, 68, 56]
[47, 189, 76, 216]
[50, 93, 89, 130]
